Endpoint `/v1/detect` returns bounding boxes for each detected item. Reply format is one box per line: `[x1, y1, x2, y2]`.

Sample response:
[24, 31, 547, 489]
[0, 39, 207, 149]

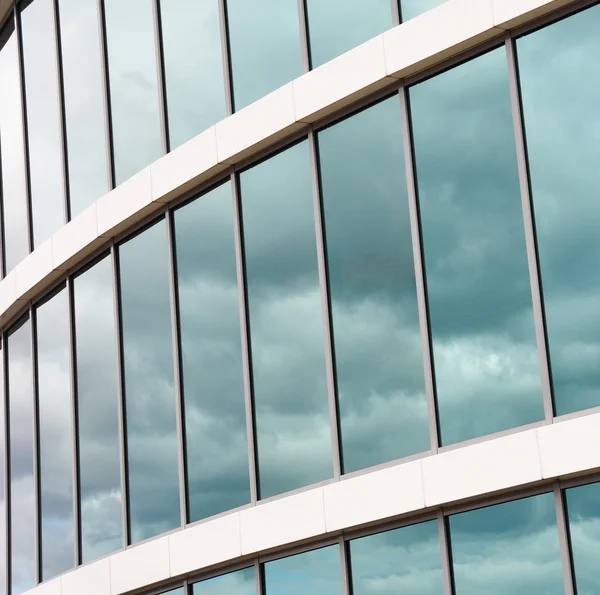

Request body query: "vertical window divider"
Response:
[399, 86, 440, 453]
[218, 0, 234, 116]
[505, 35, 555, 422]
[111, 242, 130, 547]
[297, 0, 311, 73]
[51, 0, 71, 224]
[339, 535, 353, 595]
[231, 172, 259, 504]
[438, 510, 454, 595]
[14, 3, 34, 253]
[308, 129, 342, 479]
[96, 0, 115, 190]
[391, 0, 401, 26]
[0, 131, 6, 280]
[152, 0, 169, 155]
[3, 335, 11, 595]
[165, 209, 188, 528]
[554, 484, 576, 595]
[67, 276, 81, 567]
[30, 305, 41, 585]
[255, 558, 264, 595]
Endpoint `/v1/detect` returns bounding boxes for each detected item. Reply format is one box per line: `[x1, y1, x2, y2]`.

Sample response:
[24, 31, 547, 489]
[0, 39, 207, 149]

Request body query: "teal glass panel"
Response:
[37, 289, 75, 580]
[306, 0, 392, 67]
[240, 142, 332, 498]
[318, 99, 429, 473]
[517, 5, 600, 416]
[410, 48, 543, 445]
[119, 220, 180, 542]
[161, 0, 226, 149]
[401, 0, 448, 20]
[174, 183, 250, 521]
[264, 545, 343, 595]
[193, 567, 256, 595]
[58, 0, 109, 216]
[450, 494, 563, 595]
[74, 256, 122, 562]
[227, 0, 302, 110]
[350, 520, 443, 595]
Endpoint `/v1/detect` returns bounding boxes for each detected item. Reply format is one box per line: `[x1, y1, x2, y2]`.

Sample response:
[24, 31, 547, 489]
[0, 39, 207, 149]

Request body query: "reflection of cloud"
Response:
[193, 567, 255, 595]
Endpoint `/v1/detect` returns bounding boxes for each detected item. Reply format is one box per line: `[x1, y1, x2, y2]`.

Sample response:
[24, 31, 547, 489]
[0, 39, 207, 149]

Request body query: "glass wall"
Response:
[517, 5, 600, 417]
[192, 567, 255, 595]
[174, 183, 250, 522]
[119, 221, 180, 542]
[240, 142, 332, 498]
[160, 0, 226, 149]
[58, 0, 109, 217]
[318, 99, 429, 473]
[8, 319, 35, 595]
[104, 0, 162, 184]
[306, 0, 392, 68]
[410, 48, 543, 446]
[401, 0, 448, 21]
[0, 25, 29, 273]
[74, 256, 122, 562]
[227, 0, 303, 110]
[449, 494, 564, 594]
[36, 289, 74, 580]
[20, 0, 65, 247]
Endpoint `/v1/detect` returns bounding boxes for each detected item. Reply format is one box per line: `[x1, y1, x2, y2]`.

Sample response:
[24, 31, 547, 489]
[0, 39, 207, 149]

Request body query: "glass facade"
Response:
[0, 1, 600, 594]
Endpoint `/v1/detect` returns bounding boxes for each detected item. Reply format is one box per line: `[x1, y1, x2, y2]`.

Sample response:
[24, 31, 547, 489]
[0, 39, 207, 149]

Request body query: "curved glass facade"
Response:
[0, 1, 599, 594]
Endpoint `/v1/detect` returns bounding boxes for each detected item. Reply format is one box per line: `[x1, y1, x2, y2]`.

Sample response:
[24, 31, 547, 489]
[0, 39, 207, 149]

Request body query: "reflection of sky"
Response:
[193, 566, 255, 595]
[410, 47, 543, 446]
[264, 545, 342, 595]
[318, 98, 429, 473]
[517, 5, 600, 417]
[450, 494, 563, 595]
[350, 520, 443, 595]
[400, 0, 448, 21]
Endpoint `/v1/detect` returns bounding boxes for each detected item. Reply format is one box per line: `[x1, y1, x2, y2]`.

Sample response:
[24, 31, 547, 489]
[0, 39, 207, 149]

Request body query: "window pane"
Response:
[175, 182, 250, 521]
[264, 545, 343, 595]
[161, 0, 225, 149]
[74, 256, 122, 562]
[8, 319, 35, 595]
[119, 220, 180, 542]
[227, 0, 302, 110]
[58, 0, 109, 216]
[350, 521, 443, 595]
[306, 0, 392, 68]
[104, 0, 161, 184]
[193, 567, 256, 595]
[0, 28, 29, 273]
[401, 0, 448, 20]
[410, 48, 543, 446]
[21, 0, 65, 246]
[517, 6, 600, 417]
[449, 494, 563, 595]
[318, 99, 429, 473]
[240, 142, 332, 498]
[566, 482, 600, 594]
[0, 346, 4, 591]
[37, 289, 75, 580]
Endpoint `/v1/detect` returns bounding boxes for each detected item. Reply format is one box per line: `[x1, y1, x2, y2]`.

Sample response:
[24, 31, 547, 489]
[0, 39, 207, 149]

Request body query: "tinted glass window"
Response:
[119, 220, 180, 542]
[517, 5, 600, 417]
[449, 494, 563, 595]
[193, 567, 256, 595]
[161, 0, 226, 149]
[58, 0, 109, 216]
[37, 289, 75, 580]
[240, 142, 332, 498]
[566, 482, 600, 594]
[0, 346, 4, 590]
[0, 30, 29, 273]
[21, 0, 65, 246]
[318, 99, 429, 473]
[74, 256, 122, 561]
[174, 183, 250, 521]
[264, 545, 343, 595]
[104, 0, 161, 184]
[401, 0, 448, 20]
[350, 521, 443, 595]
[410, 48, 543, 445]
[8, 319, 35, 595]
[306, 0, 392, 68]
[227, 0, 302, 110]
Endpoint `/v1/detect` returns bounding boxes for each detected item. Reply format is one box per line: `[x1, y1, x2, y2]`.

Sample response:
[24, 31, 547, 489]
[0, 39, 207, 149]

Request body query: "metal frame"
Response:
[30, 305, 41, 585]
[3, 332, 11, 595]
[152, 0, 169, 155]
[218, 0, 234, 116]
